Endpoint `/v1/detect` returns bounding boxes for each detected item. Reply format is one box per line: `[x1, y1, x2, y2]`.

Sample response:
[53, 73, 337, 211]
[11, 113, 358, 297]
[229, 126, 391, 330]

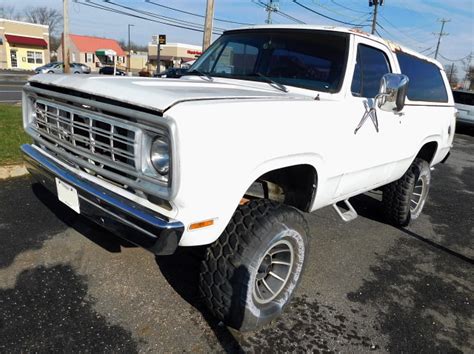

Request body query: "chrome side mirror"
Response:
[377, 73, 409, 112]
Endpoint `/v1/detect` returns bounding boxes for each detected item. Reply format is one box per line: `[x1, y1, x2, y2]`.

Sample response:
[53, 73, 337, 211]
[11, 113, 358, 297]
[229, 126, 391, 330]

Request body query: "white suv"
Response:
[22, 25, 456, 331]
[453, 89, 474, 125]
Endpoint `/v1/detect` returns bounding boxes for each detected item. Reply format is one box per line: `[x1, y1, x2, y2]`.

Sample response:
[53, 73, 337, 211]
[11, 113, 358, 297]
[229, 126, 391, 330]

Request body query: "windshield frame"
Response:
[189, 29, 350, 94]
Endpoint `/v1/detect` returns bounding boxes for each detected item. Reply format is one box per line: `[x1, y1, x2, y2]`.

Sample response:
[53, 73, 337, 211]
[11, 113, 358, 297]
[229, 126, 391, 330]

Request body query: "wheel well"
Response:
[244, 164, 317, 212]
[416, 142, 438, 164]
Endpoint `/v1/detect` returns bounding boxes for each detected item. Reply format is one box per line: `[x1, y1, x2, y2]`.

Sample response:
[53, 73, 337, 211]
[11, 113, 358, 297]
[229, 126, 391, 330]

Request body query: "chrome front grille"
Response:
[32, 99, 141, 185]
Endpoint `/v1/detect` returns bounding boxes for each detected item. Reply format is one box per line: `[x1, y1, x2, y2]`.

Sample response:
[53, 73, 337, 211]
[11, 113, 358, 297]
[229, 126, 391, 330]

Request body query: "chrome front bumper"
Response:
[21, 144, 184, 255]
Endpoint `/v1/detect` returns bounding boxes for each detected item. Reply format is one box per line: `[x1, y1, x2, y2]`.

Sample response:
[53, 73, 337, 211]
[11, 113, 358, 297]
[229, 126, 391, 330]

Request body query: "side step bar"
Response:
[332, 199, 358, 222]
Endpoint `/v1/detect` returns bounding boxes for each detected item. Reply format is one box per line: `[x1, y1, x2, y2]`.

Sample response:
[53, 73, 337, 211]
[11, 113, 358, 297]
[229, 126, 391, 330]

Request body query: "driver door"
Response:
[334, 37, 403, 197]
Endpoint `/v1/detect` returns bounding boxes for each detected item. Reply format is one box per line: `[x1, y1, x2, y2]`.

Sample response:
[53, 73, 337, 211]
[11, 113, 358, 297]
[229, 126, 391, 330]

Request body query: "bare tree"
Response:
[0, 5, 20, 20]
[23, 6, 62, 36]
[118, 39, 148, 53]
[469, 65, 474, 91]
[460, 54, 473, 91]
[444, 64, 458, 87]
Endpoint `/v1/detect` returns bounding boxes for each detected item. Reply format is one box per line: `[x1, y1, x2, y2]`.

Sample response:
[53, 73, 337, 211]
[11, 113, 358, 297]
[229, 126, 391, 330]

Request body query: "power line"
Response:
[103, 0, 227, 32]
[74, 0, 223, 34]
[438, 52, 472, 62]
[252, 0, 304, 24]
[420, 46, 434, 54]
[252, 0, 305, 24]
[353, 12, 373, 27]
[292, 0, 367, 27]
[376, 21, 426, 51]
[378, 14, 432, 45]
[145, 0, 254, 26]
[312, 1, 371, 23]
[330, 0, 368, 15]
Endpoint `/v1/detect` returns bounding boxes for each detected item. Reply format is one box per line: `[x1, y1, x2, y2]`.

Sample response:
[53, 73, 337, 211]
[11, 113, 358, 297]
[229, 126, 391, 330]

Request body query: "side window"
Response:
[396, 52, 448, 102]
[351, 44, 391, 98]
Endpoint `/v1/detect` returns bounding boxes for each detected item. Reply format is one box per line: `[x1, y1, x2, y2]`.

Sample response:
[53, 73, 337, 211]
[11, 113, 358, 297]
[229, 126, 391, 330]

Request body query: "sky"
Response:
[2, 0, 474, 77]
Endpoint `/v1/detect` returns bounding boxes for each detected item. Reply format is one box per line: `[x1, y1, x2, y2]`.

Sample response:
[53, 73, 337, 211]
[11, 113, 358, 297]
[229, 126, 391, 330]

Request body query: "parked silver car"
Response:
[35, 62, 91, 74]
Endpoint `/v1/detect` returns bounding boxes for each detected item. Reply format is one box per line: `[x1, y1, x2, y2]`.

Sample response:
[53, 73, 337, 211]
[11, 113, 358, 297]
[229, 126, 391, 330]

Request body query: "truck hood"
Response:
[28, 74, 313, 113]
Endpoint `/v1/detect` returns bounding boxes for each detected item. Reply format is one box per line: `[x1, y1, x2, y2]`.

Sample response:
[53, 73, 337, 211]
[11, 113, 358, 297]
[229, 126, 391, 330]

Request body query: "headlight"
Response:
[150, 136, 170, 175]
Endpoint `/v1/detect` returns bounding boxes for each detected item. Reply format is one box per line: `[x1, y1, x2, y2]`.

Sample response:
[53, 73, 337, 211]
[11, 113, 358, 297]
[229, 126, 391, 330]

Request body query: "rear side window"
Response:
[396, 52, 448, 102]
[453, 91, 474, 106]
[351, 44, 391, 98]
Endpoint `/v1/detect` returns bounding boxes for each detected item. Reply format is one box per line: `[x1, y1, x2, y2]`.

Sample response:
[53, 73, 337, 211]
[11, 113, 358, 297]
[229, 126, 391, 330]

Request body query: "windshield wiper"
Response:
[184, 69, 213, 82]
[255, 72, 288, 93]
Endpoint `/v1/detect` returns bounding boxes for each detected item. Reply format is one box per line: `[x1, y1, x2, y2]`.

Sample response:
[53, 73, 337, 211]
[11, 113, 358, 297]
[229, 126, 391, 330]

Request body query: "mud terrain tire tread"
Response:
[199, 199, 309, 331]
[382, 158, 429, 227]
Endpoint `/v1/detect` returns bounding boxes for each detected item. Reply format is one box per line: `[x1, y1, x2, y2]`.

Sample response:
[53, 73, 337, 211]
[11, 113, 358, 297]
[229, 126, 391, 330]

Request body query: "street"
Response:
[0, 129, 472, 352]
[0, 83, 23, 103]
[0, 71, 30, 103]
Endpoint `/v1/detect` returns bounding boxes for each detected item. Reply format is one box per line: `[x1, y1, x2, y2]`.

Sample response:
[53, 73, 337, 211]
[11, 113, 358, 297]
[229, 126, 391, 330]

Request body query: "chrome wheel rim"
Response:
[253, 239, 294, 304]
[410, 175, 428, 215]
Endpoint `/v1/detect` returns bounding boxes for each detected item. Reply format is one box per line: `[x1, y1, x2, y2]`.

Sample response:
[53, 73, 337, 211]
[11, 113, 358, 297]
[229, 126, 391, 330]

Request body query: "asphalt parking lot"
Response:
[0, 127, 473, 352]
[0, 82, 23, 103]
[0, 70, 29, 103]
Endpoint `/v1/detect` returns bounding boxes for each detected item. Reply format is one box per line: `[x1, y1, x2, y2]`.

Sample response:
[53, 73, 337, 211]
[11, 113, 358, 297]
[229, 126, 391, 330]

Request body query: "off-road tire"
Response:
[199, 199, 309, 331]
[382, 158, 431, 227]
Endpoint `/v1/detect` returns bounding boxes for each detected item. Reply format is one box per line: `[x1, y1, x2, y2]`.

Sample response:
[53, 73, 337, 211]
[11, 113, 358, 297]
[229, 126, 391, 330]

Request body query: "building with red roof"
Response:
[58, 34, 126, 72]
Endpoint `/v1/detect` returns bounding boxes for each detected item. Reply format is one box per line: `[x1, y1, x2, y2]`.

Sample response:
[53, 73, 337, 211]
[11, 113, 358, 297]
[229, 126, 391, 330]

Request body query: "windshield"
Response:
[190, 29, 349, 93]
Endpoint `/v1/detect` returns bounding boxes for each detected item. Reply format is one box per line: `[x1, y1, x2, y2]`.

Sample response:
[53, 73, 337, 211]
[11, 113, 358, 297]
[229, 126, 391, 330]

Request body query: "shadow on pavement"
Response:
[456, 122, 474, 137]
[0, 177, 70, 269]
[350, 191, 385, 223]
[155, 248, 245, 353]
[32, 183, 136, 254]
[0, 264, 139, 352]
[30, 181, 245, 352]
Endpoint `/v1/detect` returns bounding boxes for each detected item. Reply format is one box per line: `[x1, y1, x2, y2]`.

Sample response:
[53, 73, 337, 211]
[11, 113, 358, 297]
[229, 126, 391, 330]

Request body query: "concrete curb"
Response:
[0, 164, 28, 180]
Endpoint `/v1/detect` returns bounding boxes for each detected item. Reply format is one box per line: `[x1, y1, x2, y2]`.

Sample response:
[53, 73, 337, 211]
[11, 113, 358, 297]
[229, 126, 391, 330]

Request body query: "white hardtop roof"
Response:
[226, 24, 444, 70]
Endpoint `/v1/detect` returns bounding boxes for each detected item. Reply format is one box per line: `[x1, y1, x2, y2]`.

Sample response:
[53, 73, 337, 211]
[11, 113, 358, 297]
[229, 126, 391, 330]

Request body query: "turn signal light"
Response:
[189, 219, 214, 230]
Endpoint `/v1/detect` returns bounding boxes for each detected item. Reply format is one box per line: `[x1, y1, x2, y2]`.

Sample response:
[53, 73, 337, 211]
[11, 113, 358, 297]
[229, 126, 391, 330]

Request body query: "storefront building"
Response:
[0, 19, 50, 70]
[57, 34, 126, 72]
[148, 42, 202, 72]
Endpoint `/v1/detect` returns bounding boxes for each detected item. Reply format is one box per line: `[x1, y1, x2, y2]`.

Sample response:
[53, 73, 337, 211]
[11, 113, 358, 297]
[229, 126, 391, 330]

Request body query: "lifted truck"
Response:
[21, 25, 455, 331]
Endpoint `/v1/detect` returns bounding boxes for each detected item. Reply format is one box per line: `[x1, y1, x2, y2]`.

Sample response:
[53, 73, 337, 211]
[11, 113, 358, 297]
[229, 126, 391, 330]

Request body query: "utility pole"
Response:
[369, 0, 383, 35]
[128, 24, 134, 74]
[202, 0, 215, 51]
[63, 0, 70, 73]
[265, 0, 279, 24]
[433, 18, 450, 60]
